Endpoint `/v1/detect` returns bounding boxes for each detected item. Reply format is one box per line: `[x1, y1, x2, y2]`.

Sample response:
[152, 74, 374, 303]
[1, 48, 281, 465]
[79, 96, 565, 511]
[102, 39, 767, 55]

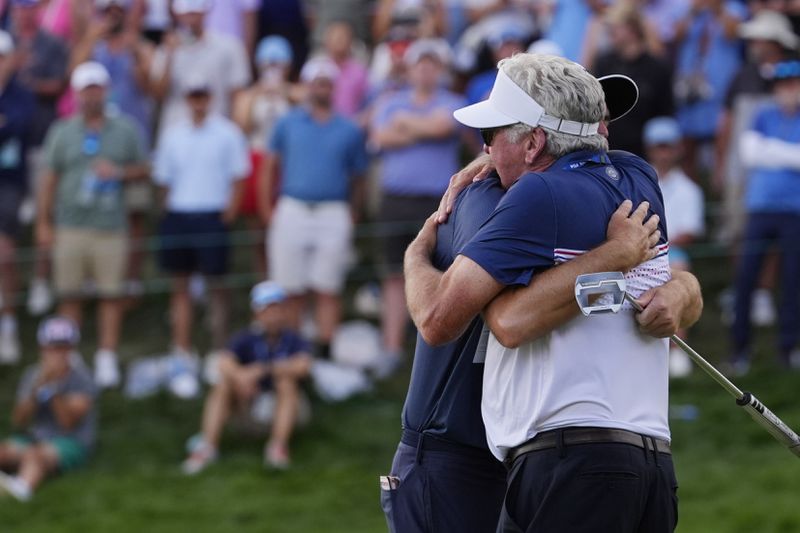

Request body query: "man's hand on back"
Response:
[436, 153, 494, 223]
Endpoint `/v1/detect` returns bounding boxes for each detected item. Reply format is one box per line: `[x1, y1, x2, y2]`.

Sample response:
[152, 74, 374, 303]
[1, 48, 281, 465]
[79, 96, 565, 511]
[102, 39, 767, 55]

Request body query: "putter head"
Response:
[574, 272, 627, 316]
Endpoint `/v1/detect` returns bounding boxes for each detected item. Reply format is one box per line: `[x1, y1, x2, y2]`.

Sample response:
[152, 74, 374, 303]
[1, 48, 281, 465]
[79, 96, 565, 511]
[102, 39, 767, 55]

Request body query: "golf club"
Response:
[575, 271, 800, 459]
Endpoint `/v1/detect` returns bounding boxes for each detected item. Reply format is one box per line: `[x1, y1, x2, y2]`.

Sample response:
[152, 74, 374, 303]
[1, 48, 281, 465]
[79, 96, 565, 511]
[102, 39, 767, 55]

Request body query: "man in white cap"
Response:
[153, 75, 250, 398]
[0, 30, 35, 364]
[0, 316, 96, 502]
[71, 0, 157, 299]
[150, 0, 250, 142]
[262, 56, 368, 361]
[181, 281, 312, 474]
[36, 62, 150, 390]
[405, 53, 700, 531]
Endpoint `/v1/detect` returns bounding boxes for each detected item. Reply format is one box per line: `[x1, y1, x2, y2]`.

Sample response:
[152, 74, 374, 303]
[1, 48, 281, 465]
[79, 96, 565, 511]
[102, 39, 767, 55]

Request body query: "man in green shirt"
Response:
[35, 62, 150, 390]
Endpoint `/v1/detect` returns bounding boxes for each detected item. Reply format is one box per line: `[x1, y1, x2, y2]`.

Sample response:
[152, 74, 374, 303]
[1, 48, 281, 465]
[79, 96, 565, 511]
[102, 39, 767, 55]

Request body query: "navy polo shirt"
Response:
[227, 326, 310, 388]
[0, 77, 35, 191]
[401, 177, 505, 450]
[461, 150, 669, 286]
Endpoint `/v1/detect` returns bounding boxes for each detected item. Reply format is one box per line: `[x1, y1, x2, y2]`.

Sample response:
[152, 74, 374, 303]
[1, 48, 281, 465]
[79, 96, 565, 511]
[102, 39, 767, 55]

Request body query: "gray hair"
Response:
[500, 54, 608, 157]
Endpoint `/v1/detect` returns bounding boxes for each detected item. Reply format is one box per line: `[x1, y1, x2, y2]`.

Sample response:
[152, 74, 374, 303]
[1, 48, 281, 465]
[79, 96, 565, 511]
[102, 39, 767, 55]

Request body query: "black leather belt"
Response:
[505, 427, 671, 466]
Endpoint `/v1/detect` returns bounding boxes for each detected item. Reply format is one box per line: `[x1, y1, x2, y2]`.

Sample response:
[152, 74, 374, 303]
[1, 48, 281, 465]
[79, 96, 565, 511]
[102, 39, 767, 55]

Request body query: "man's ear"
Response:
[524, 128, 547, 165]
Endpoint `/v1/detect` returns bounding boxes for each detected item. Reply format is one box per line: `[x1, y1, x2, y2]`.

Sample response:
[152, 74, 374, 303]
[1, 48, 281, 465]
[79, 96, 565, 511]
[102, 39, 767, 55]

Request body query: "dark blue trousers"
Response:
[381, 431, 506, 533]
[732, 212, 800, 359]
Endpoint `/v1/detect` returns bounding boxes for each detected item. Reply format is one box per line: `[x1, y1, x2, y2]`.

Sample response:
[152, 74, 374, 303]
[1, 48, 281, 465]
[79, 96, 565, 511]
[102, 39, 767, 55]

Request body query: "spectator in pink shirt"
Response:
[324, 20, 369, 118]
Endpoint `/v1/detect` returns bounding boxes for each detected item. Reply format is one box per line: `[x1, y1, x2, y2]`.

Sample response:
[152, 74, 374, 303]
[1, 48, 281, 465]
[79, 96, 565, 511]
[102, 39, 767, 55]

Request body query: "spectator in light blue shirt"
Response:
[731, 61, 800, 374]
[153, 75, 250, 397]
[262, 57, 368, 361]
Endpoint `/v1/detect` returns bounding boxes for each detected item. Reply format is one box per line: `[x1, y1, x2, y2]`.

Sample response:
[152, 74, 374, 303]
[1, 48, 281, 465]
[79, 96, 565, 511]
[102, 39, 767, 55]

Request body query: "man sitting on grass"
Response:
[182, 281, 312, 474]
[0, 317, 96, 502]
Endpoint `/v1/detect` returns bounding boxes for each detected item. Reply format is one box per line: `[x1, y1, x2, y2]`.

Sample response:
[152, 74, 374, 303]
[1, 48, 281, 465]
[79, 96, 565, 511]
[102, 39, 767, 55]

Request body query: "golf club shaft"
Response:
[623, 292, 800, 456]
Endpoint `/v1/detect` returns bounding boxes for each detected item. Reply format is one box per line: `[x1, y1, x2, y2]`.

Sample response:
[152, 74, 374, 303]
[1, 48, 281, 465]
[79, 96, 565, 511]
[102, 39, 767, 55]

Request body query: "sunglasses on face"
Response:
[480, 124, 517, 147]
[480, 127, 502, 147]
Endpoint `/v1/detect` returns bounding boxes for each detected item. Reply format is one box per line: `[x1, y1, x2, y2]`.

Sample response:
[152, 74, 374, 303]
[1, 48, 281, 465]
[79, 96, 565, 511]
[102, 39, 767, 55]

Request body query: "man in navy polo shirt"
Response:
[182, 281, 312, 474]
[404, 54, 703, 532]
[387, 64, 703, 532]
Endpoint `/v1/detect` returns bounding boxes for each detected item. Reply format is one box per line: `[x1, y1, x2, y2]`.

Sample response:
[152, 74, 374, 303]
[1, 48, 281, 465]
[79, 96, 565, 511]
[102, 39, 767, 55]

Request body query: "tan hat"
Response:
[739, 11, 799, 51]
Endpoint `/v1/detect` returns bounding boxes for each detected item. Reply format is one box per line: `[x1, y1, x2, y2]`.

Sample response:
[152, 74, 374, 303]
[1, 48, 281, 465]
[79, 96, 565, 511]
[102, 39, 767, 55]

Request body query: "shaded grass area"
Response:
[0, 258, 798, 532]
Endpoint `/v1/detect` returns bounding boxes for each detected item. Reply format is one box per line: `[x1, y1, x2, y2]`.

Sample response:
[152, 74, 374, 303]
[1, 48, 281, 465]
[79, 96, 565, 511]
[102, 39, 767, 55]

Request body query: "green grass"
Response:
[0, 261, 799, 532]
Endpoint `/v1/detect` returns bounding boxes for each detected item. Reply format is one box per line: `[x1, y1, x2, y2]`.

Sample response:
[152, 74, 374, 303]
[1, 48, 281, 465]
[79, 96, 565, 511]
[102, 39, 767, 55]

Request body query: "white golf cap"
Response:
[71, 61, 110, 91]
[172, 0, 211, 15]
[597, 74, 639, 122]
[454, 67, 601, 137]
[739, 10, 798, 51]
[182, 73, 211, 94]
[300, 56, 340, 82]
[404, 38, 452, 66]
[0, 30, 14, 55]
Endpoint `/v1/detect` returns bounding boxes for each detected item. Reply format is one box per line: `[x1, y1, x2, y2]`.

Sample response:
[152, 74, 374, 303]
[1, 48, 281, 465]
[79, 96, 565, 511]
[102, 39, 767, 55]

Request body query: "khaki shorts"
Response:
[53, 228, 128, 298]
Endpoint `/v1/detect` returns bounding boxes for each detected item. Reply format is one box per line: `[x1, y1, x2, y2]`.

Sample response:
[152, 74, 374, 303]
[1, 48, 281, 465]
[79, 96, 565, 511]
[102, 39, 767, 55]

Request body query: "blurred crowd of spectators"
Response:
[0, 0, 798, 497]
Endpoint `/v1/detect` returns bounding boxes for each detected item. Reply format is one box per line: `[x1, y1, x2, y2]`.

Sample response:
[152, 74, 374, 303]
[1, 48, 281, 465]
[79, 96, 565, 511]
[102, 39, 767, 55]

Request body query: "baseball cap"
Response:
[172, 0, 211, 15]
[770, 60, 800, 81]
[643, 116, 681, 146]
[182, 74, 211, 95]
[11, 0, 41, 6]
[0, 31, 14, 56]
[71, 61, 110, 91]
[37, 316, 80, 347]
[739, 11, 798, 51]
[300, 56, 340, 83]
[404, 38, 452, 66]
[598, 74, 639, 122]
[256, 36, 293, 66]
[488, 30, 527, 51]
[250, 281, 287, 311]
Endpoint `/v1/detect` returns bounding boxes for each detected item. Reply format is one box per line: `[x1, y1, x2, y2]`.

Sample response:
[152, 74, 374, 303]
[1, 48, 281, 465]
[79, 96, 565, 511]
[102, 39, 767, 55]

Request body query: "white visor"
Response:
[453, 68, 600, 137]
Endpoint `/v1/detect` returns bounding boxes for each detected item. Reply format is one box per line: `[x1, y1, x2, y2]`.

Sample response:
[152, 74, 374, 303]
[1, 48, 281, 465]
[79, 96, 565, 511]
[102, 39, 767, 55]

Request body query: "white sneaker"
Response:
[752, 289, 777, 327]
[94, 349, 121, 389]
[0, 472, 31, 502]
[27, 279, 53, 316]
[181, 440, 218, 476]
[203, 350, 224, 385]
[166, 349, 200, 399]
[0, 330, 20, 365]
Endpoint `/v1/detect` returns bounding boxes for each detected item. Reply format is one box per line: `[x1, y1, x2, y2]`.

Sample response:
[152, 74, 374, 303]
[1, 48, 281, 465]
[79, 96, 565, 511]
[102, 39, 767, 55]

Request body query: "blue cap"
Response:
[488, 29, 527, 50]
[771, 61, 800, 81]
[250, 281, 287, 311]
[12, 0, 40, 6]
[643, 116, 682, 146]
[37, 316, 80, 347]
[255, 36, 293, 66]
